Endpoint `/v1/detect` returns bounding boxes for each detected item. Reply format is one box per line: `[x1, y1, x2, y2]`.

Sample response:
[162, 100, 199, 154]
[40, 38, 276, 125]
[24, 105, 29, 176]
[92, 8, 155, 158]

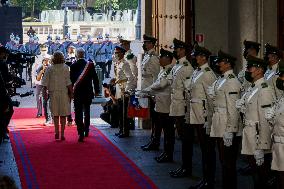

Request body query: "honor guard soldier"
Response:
[5, 33, 15, 51]
[236, 56, 275, 188]
[184, 46, 216, 188]
[121, 39, 138, 88]
[142, 48, 174, 162]
[140, 34, 160, 150]
[104, 33, 113, 78]
[93, 34, 107, 79]
[114, 46, 136, 138]
[12, 36, 25, 53]
[50, 36, 65, 55]
[83, 34, 95, 62]
[167, 38, 194, 177]
[238, 40, 261, 92]
[45, 35, 53, 55]
[62, 33, 74, 58]
[74, 34, 84, 49]
[208, 50, 241, 189]
[264, 43, 283, 99]
[265, 60, 284, 189]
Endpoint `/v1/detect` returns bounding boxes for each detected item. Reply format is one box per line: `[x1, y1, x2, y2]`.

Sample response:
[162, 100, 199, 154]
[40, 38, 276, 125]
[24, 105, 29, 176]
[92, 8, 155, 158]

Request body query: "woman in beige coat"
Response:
[42, 52, 73, 140]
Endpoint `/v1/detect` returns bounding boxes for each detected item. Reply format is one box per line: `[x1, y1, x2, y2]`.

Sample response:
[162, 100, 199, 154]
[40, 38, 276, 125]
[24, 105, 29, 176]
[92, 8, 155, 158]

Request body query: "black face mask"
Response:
[142, 44, 147, 51]
[276, 78, 284, 91]
[245, 71, 253, 82]
[173, 51, 178, 60]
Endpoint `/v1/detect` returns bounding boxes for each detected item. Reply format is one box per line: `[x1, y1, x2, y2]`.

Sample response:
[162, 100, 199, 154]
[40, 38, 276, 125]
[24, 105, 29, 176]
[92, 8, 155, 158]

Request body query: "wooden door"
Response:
[278, 0, 284, 50]
[152, 0, 192, 50]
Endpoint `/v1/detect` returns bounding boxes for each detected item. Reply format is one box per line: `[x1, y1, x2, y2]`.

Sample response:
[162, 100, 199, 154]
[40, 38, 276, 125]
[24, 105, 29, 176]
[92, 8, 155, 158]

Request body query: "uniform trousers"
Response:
[247, 154, 272, 189]
[105, 60, 112, 77]
[74, 99, 91, 137]
[194, 124, 216, 187]
[118, 96, 132, 136]
[181, 123, 194, 172]
[216, 136, 240, 189]
[36, 84, 50, 121]
[96, 62, 106, 80]
[277, 171, 284, 189]
[154, 112, 175, 156]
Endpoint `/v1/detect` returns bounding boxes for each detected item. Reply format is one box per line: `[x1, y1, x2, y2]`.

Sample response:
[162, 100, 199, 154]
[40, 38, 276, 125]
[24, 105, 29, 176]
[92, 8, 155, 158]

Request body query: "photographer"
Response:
[100, 78, 119, 128]
[36, 54, 52, 125]
[0, 47, 13, 143]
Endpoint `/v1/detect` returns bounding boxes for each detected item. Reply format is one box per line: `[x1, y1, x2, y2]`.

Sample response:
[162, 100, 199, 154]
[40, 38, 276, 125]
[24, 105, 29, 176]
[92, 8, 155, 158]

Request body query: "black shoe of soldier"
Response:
[115, 132, 123, 136]
[169, 167, 182, 175]
[155, 153, 173, 163]
[118, 133, 129, 138]
[188, 179, 208, 189]
[154, 152, 166, 161]
[142, 142, 159, 151]
[170, 168, 191, 178]
[140, 140, 152, 149]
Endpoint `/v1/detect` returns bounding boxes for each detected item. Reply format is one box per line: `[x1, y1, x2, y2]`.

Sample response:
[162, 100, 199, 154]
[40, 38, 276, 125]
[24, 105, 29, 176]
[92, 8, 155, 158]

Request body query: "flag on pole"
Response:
[128, 95, 149, 119]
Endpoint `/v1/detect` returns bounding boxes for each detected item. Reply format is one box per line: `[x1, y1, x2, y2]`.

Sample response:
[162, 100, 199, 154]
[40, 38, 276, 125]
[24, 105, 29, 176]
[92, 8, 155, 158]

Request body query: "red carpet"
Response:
[10, 108, 157, 189]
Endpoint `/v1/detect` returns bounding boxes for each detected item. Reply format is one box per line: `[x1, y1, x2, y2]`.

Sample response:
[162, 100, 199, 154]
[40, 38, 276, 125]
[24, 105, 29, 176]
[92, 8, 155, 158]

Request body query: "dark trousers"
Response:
[105, 60, 112, 77]
[0, 103, 13, 143]
[74, 99, 91, 136]
[118, 96, 132, 135]
[216, 136, 240, 189]
[247, 154, 272, 189]
[194, 124, 216, 186]
[155, 112, 175, 156]
[277, 171, 284, 189]
[43, 94, 50, 122]
[181, 123, 194, 172]
[96, 62, 106, 80]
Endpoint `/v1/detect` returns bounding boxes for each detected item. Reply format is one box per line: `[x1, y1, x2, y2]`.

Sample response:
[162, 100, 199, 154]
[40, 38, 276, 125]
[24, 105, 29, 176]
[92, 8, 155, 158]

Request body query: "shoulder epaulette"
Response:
[261, 83, 268, 88]
[228, 74, 235, 79]
[205, 67, 210, 72]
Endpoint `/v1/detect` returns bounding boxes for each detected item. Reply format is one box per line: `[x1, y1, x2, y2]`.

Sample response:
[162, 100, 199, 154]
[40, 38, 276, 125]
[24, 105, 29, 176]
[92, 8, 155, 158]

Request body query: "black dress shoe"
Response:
[84, 132, 89, 137]
[78, 135, 84, 142]
[188, 179, 207, 189]
[170, 168, 191, 178]
[141, 140, 152, 149]
[118, 133, 129, 138]
[155, 154, 173, 163]
[142, 142, 159, 151]
[154, 152, 167, 161]
[169, 167, 182, 175]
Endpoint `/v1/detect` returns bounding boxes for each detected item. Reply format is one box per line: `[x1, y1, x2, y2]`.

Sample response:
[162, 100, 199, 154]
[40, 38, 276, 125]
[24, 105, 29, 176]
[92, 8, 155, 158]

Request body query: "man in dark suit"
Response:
[70, 47, 100, 142]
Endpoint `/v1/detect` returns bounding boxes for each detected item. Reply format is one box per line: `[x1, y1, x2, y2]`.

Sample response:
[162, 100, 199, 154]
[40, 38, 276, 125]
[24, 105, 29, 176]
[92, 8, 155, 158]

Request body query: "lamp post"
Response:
[63, 7, 70, 37]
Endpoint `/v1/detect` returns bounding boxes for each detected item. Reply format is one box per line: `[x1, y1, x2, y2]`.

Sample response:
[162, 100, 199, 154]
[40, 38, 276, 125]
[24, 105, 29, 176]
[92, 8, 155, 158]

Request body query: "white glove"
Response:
[254, 149, 264, 166]
[236, 99, 246, 113]
[207, 86, 215, 98]
[203, 122, 211, 135]
[265, 107, 275, 121]
[223, 132, 234, 147]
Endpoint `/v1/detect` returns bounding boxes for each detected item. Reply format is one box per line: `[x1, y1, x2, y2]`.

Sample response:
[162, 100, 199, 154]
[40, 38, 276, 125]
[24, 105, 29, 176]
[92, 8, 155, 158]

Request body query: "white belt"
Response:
[190, 98, 203, 103]
[214, 107, 226, 113]
[273, 135, 284, 144]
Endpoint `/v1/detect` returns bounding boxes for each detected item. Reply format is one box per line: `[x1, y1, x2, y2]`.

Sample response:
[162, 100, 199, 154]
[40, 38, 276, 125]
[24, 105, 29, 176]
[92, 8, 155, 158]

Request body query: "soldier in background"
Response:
[5, 33, 15, 51]
[185, 46, 216, 188]
[104, 33, 113, 78]
[74, 34, 84, 49]
[62, 33, 74, 58]
[11, 36, 25, 53]
[83, 34, 95, 62]
[236, 56, 274, 188]
[142, 48, 174, 162]
[121, 39, 138, 88]
[113, 46, 136, 138]
[140, 34, 160, 151]
[45, 35, 53, 55]
[264, 43, 283, 100]
[93, 34, 107, 79]
[50, 36, 65, 55]
[208, 50, 241, 189]
[167, 39, 194, 178]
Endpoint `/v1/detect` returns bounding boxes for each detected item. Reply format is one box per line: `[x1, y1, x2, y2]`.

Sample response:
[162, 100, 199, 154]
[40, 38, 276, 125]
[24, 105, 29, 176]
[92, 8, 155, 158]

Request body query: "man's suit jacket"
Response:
[70, 58, 100, 102]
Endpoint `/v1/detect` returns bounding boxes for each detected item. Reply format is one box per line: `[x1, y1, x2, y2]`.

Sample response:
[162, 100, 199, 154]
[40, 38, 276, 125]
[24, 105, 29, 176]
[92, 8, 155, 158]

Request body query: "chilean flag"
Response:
[128, 95, 150, 119]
